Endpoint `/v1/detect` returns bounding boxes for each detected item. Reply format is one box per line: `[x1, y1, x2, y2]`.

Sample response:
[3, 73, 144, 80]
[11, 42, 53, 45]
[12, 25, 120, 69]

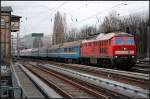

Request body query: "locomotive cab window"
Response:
[1, 18, 5, 26]
[125, 37, 134, 45]
[114, 37, 123, 45]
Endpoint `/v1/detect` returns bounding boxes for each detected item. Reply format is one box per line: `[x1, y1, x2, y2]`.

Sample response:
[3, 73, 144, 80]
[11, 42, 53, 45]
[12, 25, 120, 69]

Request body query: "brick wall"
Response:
[0, 12, 11, 63]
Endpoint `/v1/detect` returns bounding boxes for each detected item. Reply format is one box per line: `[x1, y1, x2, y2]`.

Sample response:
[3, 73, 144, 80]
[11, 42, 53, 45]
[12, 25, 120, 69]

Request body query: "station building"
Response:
[1, 6, 21, 98]
[1, 6, 21, 64]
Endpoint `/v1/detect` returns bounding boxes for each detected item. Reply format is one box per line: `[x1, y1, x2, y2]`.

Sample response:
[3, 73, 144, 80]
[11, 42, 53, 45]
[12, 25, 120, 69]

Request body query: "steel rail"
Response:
[37, 63, 149, 98]
[42, 61, 149, 89]
[21, 62, 107, 99]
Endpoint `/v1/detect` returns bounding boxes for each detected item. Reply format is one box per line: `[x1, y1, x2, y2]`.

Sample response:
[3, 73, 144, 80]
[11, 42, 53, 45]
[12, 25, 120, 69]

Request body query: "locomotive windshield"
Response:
[113, 37, 135, 45]
[125, 37, 135, 45]
[115, 37, 123, 44]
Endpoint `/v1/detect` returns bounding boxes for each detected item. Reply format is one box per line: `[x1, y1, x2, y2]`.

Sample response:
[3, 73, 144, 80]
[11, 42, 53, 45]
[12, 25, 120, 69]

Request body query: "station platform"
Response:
[11, 63, 45, 98]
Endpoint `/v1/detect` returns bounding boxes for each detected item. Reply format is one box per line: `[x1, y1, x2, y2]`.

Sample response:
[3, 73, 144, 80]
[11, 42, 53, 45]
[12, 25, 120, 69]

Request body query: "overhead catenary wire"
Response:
[22, 1, 68, 36]
[70, 2, 128, 26]
[123, 4, 149, 16]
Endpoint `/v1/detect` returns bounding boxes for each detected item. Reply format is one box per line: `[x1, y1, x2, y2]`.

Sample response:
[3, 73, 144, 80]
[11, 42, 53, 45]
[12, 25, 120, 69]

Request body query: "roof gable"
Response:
[1, 6, 13, 12]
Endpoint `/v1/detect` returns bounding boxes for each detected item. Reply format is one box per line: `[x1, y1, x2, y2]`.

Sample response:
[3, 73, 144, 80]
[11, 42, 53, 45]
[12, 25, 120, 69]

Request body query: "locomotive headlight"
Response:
[115, 56, 118, 58]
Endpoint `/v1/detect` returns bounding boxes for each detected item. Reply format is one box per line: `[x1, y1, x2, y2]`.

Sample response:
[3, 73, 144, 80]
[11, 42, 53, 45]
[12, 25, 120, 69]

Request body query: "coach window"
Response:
[69, 48, 71, 52]
[64, 48, 66, 52]
[71, 47, 74, 52]
[1, 18, 5, 26]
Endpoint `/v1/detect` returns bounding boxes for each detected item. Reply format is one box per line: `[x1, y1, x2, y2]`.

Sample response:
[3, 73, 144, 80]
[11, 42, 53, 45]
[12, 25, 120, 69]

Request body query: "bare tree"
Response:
[99, 10, 121, 33]
[98, 10, 149, 58]
[64, 28, 79, 42]
[79, 25, 97, 39]
[52, 11, 67, 45]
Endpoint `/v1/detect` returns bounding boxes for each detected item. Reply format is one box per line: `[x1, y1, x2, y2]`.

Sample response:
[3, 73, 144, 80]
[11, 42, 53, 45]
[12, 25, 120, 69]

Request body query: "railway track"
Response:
[132, 63, 150, 74]
[26, 61, 149, 98]
[19, 61, 149, 98]
[20, 62, 110, 99]
[15, 59, 149, 98]
[35, 60, 149, 90]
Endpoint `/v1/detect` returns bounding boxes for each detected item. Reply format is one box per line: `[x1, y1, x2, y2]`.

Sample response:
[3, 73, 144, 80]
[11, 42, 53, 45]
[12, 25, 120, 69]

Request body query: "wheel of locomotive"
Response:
[98, 58, 105, 68]
[110, 59, 115, 69]
[86, 58, 90, 65]
[106, 59, 113, 69]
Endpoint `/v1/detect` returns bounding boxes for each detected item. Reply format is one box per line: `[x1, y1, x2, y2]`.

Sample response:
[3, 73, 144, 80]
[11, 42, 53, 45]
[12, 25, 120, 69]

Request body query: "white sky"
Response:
[2, 1, 149, 37]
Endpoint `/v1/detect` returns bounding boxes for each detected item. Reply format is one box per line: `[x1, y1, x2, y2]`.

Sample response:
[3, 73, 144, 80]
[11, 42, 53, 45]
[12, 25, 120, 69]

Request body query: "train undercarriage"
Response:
[17, 55, 136, 70]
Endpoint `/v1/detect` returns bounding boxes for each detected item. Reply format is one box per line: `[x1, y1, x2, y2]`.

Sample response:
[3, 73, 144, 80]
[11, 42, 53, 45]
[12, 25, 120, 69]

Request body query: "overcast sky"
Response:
[2, 1, 149, 37]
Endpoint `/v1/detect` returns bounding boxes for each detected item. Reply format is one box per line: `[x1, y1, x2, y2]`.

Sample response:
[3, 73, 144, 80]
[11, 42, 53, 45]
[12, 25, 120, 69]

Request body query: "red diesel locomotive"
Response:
[80, 32, 136, 69]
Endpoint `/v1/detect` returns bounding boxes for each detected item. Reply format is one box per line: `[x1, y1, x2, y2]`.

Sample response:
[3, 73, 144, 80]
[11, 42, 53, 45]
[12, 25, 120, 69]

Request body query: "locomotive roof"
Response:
[82, 32, 133, 43]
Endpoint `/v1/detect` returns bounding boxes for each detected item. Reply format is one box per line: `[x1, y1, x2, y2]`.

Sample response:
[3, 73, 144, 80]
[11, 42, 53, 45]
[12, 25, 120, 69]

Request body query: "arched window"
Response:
[1, 18, 5, 26]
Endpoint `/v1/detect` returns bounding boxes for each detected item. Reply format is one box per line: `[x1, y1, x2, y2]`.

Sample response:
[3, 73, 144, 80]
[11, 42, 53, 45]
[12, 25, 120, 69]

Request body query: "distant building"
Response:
[11, 15, 22, 56]
[1, 6, 21, 63]
[42, 35, 52, 48]
[11, 35, 17, 56]
[21, 33, 44, 49]
[1, 6, 13, 63]
[11, 15, 22, 32]
[1, 6, 21, 98]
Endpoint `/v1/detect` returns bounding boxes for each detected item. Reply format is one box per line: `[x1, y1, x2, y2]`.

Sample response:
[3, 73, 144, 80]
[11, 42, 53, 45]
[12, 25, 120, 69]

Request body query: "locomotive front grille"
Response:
[115, 50, 134, 54]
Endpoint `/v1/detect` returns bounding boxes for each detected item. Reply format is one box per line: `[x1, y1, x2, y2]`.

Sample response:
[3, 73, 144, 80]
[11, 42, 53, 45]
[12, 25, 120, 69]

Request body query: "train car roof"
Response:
[99, 32, 133, 40]
[31, 48, 39, 51]
[38, 46, 49, 50]
[20, 48, 32, 52]
[61, 40, 82, 48]
[48, 40, 82, 49]
[48, 44, 61, 50]
[82, 32, 133, 43]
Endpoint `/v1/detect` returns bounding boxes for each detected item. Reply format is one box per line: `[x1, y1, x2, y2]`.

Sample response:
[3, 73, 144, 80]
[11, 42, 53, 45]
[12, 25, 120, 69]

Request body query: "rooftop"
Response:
[1, 6, 13, 12]
[11, 15, 22, 18]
